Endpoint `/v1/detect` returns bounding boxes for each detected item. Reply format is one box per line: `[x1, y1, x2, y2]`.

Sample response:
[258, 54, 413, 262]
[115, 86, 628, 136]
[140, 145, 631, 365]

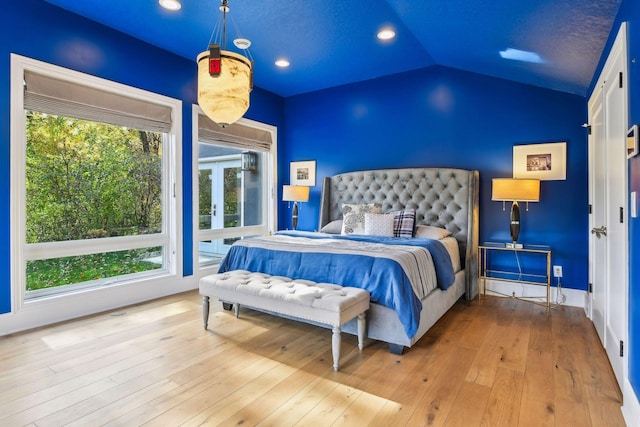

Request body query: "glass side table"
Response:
[478, 242, 552, 308]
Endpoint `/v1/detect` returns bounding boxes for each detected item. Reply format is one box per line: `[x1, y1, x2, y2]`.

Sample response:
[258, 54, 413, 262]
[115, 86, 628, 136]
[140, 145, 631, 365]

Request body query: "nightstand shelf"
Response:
[478, 242, 552, 308]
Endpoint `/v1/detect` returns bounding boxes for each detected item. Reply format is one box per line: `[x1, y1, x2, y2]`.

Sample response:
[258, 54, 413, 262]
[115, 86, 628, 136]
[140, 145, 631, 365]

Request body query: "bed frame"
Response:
[318, 167, 479, 353]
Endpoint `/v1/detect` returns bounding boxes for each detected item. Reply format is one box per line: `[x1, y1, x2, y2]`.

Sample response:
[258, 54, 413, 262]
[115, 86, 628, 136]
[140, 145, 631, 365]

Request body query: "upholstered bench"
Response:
[199, 270, 370, 371]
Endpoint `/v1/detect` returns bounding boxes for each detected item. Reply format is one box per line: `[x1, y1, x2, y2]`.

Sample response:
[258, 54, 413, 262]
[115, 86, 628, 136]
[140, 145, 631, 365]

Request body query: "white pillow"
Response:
[364, 213, 395, 237]
[414, 225, 452, 240]
[341, 203, 382, 235]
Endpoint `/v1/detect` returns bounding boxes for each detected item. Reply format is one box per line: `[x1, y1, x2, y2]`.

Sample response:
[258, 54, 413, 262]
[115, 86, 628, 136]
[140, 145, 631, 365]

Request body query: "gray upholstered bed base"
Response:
[319, 167, 479, 352]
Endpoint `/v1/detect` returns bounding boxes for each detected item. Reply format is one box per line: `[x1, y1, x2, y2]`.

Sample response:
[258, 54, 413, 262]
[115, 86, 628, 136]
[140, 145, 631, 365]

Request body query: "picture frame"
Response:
[627, 124, 638, 158]
[290, 160, 316, 186]
[513, 142, 566, 181]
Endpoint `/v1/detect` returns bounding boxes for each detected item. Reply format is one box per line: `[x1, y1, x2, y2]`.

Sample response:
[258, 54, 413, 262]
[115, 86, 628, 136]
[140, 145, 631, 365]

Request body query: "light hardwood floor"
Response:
[0, 291, 626, 426]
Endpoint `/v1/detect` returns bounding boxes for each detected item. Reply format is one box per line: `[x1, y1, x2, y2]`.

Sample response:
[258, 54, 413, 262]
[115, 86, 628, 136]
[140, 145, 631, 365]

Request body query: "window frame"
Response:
[10, 54, 183, 316]
[191, 104, 277, 274]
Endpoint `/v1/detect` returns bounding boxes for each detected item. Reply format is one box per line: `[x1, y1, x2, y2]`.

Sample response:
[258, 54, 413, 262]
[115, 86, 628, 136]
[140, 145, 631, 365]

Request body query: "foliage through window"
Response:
[26, 112, 163, 243]
[26, 248, 161, 291]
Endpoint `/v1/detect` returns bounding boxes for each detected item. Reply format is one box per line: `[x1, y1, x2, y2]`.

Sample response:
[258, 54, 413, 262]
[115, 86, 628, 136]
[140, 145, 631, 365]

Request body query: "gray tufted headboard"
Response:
[319, 167, 479, 299]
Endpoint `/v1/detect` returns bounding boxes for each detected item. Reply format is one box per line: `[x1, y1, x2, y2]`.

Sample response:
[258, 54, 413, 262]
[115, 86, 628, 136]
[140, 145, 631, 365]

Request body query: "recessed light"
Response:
[275, 59, 290, 68]
[377, 28, 396, 41]
[159, 0, 181, 11]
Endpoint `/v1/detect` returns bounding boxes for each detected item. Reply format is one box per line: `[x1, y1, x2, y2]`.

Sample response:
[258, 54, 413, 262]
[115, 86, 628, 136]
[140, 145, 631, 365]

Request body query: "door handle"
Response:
[213, 203, 217, 216]
[591, 225, 607, 238]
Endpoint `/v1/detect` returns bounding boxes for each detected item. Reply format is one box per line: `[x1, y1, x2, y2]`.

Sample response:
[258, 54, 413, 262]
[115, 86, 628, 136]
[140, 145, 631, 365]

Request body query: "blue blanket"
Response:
[218, 231, 455, 338]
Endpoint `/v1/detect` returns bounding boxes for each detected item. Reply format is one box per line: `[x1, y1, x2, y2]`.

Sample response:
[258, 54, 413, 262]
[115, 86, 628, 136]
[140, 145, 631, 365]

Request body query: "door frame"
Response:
[191, 105, 278, 275]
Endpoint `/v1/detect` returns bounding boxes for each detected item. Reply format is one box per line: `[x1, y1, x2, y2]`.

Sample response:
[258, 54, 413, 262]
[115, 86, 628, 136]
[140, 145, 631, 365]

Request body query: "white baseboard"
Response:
[622, 377, 640, 427]
[483, 279, 586, 310]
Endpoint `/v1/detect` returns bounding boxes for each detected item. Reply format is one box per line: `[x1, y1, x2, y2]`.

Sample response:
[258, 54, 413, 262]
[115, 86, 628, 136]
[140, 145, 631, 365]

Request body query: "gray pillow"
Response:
[414, 225, 452, 240]
[320, 220, 343, 234]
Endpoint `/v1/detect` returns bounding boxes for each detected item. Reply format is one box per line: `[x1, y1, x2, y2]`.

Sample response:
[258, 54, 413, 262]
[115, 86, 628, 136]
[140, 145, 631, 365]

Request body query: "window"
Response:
[193, 107, 276, 270]
[11, 55, 181, 307]
[24, 113, 165, 296]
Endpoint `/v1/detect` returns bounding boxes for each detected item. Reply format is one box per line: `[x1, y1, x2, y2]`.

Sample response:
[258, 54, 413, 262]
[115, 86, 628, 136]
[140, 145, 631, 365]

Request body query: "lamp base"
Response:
[510, 201, 521, 243]
[292, 201, 299, 230]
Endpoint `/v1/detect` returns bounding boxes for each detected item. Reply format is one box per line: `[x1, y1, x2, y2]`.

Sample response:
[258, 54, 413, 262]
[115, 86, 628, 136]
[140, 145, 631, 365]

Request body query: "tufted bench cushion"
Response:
[199, 270, 370, 371]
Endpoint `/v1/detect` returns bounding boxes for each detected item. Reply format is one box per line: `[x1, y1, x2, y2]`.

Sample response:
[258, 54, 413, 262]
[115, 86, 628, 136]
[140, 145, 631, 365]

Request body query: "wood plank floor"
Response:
[0, 291, 626, 426]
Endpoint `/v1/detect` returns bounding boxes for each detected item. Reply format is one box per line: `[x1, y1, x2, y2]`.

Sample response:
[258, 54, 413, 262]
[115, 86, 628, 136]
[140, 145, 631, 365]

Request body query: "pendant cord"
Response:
[207, 13, 222, 46]
[222, 0, 228, 49]
[206, 0, 253, 61]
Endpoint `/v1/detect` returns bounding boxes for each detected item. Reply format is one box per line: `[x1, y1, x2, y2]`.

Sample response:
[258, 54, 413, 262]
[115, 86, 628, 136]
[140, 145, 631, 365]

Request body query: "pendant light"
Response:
[197, 0, 253, 127]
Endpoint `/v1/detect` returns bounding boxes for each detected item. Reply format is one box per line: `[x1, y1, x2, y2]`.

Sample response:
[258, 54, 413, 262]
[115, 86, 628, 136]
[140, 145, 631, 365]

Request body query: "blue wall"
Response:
[0, 0, 284, 314]
[282, 65, 588, 290]
[629, 0, 640, 400]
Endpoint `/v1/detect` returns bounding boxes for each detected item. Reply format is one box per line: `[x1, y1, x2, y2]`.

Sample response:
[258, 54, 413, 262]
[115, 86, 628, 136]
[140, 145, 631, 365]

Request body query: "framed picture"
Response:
[513, 142, 566, 181]
[627, 125, 638, 158]
[290, 160, 316, 186]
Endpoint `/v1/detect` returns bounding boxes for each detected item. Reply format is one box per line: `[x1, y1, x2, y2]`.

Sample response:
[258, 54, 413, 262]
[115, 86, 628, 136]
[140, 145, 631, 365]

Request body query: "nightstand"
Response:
[478, 242, 552, 308]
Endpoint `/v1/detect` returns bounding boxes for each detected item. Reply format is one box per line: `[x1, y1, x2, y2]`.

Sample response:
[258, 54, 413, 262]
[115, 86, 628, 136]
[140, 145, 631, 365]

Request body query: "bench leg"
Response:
[357, 312, 365, 351]
[233, 303, 240, 318]
[202, 296, 210, 330]
[332, 326, 341, 371]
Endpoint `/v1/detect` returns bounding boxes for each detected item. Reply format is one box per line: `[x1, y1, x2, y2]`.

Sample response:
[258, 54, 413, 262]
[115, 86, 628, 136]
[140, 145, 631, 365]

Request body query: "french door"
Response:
[198, 159, 242, 256]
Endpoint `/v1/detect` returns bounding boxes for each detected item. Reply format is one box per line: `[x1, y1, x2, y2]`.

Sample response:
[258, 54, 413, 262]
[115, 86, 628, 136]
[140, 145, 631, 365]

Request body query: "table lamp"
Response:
[283, 185, 309, 230]
[492, 178, 540, 248]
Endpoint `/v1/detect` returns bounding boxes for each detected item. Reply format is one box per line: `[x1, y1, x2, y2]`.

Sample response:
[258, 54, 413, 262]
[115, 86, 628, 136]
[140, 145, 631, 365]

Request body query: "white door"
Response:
[588, 22, 628, 389]
[198, 159, 242, 255]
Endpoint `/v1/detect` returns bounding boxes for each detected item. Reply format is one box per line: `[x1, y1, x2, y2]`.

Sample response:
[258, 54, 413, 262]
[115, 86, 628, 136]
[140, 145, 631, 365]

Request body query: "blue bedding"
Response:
[218, 231, 455, 338]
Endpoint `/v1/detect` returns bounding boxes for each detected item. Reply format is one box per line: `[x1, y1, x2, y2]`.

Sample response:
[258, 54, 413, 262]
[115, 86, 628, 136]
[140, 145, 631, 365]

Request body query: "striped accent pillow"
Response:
[391, 209, 416, 238]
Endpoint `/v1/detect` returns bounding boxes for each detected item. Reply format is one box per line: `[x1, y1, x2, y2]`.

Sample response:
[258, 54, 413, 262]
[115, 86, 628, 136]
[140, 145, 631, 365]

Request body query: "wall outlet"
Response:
[553, 265, 563, 278]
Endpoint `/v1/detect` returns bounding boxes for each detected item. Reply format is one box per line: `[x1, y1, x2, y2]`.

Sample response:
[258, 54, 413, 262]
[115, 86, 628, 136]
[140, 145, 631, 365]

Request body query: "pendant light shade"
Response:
[197, 0, 253, 128]
[197, 50, 252, 127]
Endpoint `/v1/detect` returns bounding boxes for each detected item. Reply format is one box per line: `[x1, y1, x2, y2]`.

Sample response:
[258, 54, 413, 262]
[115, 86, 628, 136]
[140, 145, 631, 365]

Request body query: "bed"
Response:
[218, 167, 479, 353]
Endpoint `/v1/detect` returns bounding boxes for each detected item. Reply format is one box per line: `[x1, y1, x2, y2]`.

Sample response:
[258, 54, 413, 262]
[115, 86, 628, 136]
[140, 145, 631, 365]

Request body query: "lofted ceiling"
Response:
[42, 0, 621, 97]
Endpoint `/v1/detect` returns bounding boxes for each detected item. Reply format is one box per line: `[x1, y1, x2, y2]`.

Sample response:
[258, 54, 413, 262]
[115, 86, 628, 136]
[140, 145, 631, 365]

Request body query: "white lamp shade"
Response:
[197, 49, 253, 127]
[282, 185, 309, 202]
[492, 178, 540, 202]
